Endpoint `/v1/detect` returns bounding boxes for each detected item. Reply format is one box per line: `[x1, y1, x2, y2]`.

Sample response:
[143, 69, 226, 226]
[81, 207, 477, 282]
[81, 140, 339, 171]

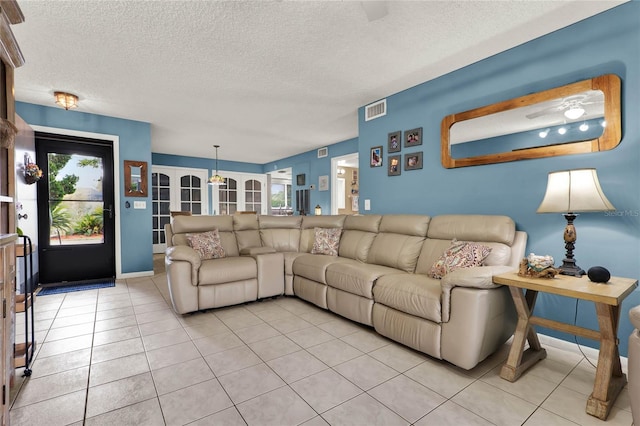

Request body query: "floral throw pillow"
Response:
[311, 227, 342, 256]
[186, 229, 226, 260]
[429, 240, 492, 279]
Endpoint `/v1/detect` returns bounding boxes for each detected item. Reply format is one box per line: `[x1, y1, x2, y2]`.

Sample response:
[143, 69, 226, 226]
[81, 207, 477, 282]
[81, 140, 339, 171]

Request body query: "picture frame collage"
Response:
[383, 127, 423, 176]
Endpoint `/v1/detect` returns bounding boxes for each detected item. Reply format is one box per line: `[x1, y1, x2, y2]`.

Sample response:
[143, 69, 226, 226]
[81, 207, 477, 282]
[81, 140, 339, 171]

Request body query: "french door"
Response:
[151, 166, 208, 253]
[213, 172, 267, 215]
[36, 133, 115, 284]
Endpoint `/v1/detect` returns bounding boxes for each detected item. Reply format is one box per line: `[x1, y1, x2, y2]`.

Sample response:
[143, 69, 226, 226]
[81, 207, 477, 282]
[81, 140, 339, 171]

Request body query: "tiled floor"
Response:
[8, 266, 634, 426]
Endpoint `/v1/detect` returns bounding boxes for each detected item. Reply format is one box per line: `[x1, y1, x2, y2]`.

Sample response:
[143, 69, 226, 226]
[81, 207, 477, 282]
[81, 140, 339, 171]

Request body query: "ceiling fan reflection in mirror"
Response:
[526, 90, 604, 120]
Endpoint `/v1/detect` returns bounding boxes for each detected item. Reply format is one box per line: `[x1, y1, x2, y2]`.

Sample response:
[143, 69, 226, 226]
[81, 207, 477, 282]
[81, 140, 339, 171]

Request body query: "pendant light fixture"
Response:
[54, 91, 79, 110]
[208, 144, 225, 185]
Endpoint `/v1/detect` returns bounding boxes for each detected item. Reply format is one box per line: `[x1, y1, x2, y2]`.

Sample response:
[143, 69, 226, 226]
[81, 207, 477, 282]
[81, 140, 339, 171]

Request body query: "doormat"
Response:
[37, 281, 115, 296]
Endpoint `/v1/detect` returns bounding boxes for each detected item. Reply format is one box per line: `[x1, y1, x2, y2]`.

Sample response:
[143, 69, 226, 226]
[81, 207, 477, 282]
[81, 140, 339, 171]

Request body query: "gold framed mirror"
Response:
[441, 74, 621, 168]
[124, 160, 147, 197]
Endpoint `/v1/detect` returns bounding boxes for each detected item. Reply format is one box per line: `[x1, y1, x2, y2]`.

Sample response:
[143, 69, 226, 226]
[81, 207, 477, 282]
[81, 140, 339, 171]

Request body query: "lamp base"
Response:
[558, 258, 585, 277]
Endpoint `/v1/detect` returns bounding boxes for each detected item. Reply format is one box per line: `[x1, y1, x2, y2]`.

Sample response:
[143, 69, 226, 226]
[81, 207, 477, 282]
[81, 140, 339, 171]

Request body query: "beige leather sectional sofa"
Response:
[165, 213, 527, 369]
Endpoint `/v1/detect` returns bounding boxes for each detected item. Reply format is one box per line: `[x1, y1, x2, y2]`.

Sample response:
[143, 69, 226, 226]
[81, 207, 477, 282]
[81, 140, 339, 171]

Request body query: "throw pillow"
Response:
[311, 227, 342, 256]
[186, 229, 226, 260]
[429, 240, 492, 279]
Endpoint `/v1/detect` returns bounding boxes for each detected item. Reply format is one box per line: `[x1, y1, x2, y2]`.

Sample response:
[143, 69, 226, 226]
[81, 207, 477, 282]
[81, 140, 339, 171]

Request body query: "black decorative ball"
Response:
[587, 266, 611, 283]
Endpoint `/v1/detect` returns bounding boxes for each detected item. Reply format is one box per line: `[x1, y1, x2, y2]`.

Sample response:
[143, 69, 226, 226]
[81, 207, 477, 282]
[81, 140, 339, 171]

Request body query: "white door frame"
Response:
[30, 125, 122, 278]
[331, 153, 358, 215]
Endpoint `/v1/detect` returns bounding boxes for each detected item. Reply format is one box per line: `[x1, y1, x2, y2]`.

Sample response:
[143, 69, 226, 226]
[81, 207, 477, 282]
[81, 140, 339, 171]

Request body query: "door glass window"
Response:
[245, 179, 261, 213]
[47, 153, 104, 245]
[219, 178, 237, 215]
[152, 172, 171, 245]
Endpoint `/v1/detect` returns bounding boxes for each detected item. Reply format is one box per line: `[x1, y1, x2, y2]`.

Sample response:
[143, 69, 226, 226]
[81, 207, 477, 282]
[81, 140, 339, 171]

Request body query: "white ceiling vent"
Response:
[317, 147, 328, 158]
[365, 99, 387, 121]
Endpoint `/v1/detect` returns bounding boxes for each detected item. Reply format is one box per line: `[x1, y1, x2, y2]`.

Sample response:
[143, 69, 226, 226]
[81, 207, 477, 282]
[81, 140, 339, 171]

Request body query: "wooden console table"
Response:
[493, 272, 637, 421]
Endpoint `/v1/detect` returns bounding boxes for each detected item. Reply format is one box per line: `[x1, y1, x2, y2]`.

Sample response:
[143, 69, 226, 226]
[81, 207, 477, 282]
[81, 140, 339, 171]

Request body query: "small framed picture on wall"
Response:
[296, 174, 306, 186]
[388, 131, 401, 153]
[370, 146, 383, 167]
[404, 127, 423, 147]
[405, 152, 423, 171]
[388, 155, 401, 176]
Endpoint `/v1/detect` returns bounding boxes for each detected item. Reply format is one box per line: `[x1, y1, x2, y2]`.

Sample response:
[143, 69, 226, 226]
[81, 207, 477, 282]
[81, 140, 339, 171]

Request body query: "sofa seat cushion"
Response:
[326, 262, 405, 299]
[374, 274, 442, 323]
[292, 254, 350, 284]
[198, 257, 257, 285]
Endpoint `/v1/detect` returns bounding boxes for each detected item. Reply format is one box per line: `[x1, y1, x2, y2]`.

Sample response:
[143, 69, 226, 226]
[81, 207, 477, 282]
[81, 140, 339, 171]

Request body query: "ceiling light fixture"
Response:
[558, 127, 567, 135]
[579, 123, 589, 132]
[54, 91, 79, 110]
[208, 145, 225, 186]
[564, 105, 585, 120]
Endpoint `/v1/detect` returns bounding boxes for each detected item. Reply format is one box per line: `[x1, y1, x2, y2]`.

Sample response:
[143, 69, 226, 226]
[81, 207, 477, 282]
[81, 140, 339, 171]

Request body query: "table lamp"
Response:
[536, 168, 615, 277]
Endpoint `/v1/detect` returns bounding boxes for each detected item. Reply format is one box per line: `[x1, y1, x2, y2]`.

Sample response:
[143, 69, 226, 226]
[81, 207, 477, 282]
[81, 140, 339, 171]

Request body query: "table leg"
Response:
[501, 288, 547, 382]
[586, 303, 626, 420]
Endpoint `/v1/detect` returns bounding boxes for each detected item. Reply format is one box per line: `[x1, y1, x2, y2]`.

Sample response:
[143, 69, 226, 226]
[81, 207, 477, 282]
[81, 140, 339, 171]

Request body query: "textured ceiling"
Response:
[11, 1, 627, 164]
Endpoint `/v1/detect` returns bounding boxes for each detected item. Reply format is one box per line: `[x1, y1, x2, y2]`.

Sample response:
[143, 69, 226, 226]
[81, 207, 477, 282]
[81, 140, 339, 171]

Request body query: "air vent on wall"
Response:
[365, 99, 387, 121]
[317, 147, 328, 158]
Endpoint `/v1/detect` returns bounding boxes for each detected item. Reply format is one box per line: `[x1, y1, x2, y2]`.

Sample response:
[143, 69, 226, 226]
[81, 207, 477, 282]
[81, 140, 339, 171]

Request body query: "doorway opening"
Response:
[331, 153, 359, 215]
[268, 168, 293, 216]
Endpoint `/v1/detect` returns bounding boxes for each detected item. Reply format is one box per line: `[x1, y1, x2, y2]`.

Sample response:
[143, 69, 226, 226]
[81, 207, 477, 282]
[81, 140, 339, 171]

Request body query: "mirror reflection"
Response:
[129, 165, 142, 192]
[441, 74, 621, 168]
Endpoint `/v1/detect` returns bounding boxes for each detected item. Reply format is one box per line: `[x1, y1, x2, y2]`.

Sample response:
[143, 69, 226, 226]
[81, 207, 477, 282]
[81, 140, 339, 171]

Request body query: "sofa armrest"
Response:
[440, 265, 515, 322]
[630, 305, 640, 330]
[240, 246, 277, 256]
[166, 245, 201, 286]
[166, 245, 201, 267]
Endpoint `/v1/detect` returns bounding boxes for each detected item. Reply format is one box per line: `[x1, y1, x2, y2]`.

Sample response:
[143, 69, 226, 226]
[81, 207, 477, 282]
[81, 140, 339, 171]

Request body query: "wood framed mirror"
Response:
[441, 74, 621, 168]
[124, 160, 147, 197]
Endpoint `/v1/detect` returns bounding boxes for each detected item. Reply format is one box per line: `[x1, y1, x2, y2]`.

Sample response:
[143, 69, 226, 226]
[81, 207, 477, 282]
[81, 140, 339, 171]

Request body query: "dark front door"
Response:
[36, 132, 116, 284]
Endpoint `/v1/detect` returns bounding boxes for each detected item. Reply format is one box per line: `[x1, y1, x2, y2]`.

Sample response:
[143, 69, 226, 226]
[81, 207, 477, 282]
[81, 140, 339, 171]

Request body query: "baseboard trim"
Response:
[538, 332, 628, 369]
[117, 270, 154, 279]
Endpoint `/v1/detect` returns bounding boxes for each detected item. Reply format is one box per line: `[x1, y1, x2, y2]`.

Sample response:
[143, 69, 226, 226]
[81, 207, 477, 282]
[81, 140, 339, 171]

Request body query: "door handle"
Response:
[104, 205, 114, 219]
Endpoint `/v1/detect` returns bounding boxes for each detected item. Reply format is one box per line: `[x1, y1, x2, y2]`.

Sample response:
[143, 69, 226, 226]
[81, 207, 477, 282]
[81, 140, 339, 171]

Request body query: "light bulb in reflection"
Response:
[538, 129, 550, 138]
[601, 120, 607, 128]
[558, 127, 567, 135]
[579, 123, 589, 132]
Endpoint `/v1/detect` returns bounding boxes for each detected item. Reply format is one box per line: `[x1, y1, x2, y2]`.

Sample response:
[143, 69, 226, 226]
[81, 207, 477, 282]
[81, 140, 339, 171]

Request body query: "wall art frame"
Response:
[370, 146, 383, 167]
[404, 127, 423, 147]
[388, 131, 401, 153]
[405, 152, 423, 171]
[388, 155, 401, 176]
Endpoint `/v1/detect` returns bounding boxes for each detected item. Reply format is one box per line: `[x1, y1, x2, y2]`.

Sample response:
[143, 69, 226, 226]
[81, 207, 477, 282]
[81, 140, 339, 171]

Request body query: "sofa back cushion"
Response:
[171, 215, 240, 257]
[367, 215, 430, 272]
[338, 215, 381, 262]
[233, 214, 261, 251]
[259, 215, 302, 252]
[415, 215, 515, 275]
[299, 215, 346, 253]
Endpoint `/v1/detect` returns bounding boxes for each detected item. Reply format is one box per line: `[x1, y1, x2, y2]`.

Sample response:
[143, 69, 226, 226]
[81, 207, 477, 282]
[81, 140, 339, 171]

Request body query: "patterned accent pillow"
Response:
[186, 229, 226, 260]
[311, 227, 342, 256]
[429, 240, 492, 279]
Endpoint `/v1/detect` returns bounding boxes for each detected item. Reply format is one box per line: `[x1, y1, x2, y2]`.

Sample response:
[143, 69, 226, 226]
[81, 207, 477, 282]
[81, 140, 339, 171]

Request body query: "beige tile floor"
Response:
[8, 266, 634, 426]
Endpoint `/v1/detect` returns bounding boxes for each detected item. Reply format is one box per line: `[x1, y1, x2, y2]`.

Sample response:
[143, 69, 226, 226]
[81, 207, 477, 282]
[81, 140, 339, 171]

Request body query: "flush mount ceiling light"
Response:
[54, 91, 79, 110]
[208, 144, 225, 186]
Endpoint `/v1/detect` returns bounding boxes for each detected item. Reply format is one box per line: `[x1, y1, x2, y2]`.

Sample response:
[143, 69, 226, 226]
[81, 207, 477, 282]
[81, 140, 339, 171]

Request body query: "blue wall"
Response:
[16, 102, 153, 274]
[358, 3, 639, 355]
[262, 138, 359, 215]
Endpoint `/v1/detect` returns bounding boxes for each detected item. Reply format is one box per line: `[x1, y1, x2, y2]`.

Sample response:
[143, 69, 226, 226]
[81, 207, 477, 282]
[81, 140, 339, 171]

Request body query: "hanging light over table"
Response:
[208, 144, 225, 185]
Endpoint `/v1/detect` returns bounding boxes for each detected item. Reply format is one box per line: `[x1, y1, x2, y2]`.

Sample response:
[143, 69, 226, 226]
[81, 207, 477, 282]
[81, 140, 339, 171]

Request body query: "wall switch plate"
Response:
[133, 201, 146, 209]
[364, 199, 371, 211]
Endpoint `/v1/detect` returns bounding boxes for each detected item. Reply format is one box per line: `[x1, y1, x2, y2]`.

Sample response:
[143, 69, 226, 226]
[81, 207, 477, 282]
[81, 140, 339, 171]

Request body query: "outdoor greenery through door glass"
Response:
[48, 153, 104, 245]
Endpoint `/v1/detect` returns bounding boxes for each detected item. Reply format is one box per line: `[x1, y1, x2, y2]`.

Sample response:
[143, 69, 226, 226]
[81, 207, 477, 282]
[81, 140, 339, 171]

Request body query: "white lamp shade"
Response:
[537, 168, 615, 213]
